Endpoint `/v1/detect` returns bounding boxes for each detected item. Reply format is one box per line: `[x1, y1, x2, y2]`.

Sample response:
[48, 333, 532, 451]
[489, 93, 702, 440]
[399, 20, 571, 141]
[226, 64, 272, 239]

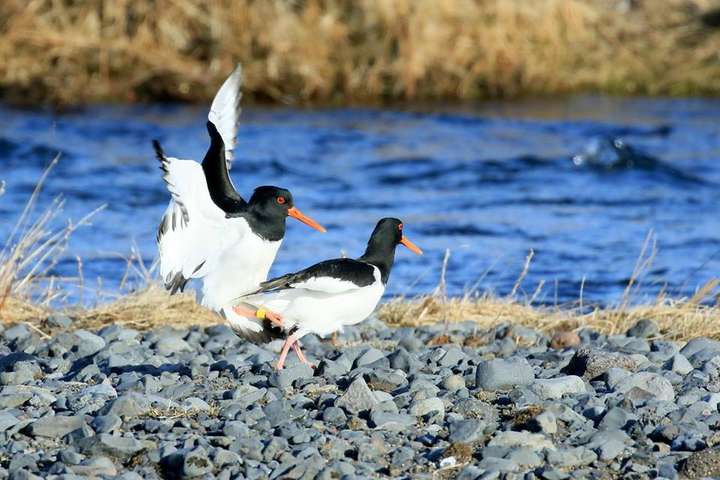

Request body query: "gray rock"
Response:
[626, 319, 659, 338]
[365, 369, 406, 392]
[668, 354, 694, 375]
[409, 397, 444, 417]
[79, 433, 148, 459]
[155, 335, 192, 356]
[0, 392, 32, 408]
[370, 411, 415, 430]
[448, 419, 487, 443]
[562, 347, 638, 379]
[506, 447, 543, 467]
[91, 414, 122, 433]
[585, 430, 629, 461]
[73, 330, 106, 357]
[27, 415, 85, 437]
[532, 411, 557, 435]
[598, 407, 634, 430]
[488, 431, 556, 450]
[69, 456, 117, 477]
[322, 407, 347, 425]
[546, 447, 597, 467]
[335, 377, 378, 414]
[475, 358, 534, 390]
[442, 374, 466, 392]
[612, 372, 675, 401]
[438, 347, 465, 367]
[183, 447, 213, 477]
[103, 393, 151, 418]
[681, 337, 720, 358]
[355, 348, 386, 368]
[0, 412, 19, 432]
[530, 376, 586, 399]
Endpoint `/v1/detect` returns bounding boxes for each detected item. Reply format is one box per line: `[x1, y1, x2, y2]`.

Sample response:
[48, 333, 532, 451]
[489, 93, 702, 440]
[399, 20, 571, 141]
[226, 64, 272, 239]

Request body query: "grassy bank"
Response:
[1, 0, 720, 106]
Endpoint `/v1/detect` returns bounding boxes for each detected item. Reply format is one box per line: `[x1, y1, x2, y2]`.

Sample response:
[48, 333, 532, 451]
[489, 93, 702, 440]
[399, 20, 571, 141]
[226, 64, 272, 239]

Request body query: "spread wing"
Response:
[208, 64, 242, 169]
[154, 141, 247, 293]
[251, 258, 377, 295]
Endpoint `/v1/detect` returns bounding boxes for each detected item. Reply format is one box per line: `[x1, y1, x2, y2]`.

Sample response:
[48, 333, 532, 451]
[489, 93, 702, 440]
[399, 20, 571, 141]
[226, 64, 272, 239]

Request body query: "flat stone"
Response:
[73, 330, 106, 357]
[612, 372, 675, 401]
[91, 414, 122, 433]
[449, 419, 487, 443]
[27, 415, 85, 438]
[79, 433, 148, 459]
[668, 354, 694, 375]
[488, 431, 556, 451]
[103, 393, 151, 418]
[546, 447, 597, 467]
[530, 376, 586, 399]
[69, 456, 117, 477]
[681, 338, 720, 358]
[155, 336, 192, 356]
[409, 397, 444, 417]
[475, 358, 534, 390]
[585, 430, 629, 461]
[626, 319, 659, 338]
[355, 348, 386, 368]
[370, 411, 415, 430]
[0, 412, 19, 431]
[335, 377, 378, 414]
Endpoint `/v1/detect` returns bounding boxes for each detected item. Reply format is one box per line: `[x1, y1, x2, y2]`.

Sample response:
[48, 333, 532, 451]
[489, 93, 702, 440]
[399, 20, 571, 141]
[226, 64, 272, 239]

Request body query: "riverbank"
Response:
[2, 315, 720, 478]
[1, 0, 720, 106]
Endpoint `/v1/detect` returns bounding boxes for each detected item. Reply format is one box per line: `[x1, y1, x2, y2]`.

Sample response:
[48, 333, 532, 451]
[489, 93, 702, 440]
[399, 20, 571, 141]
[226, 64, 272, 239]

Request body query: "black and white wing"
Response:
[154, 142, 247, 293]
[253, 258, 378, 295]
[208, 64, 243, 169]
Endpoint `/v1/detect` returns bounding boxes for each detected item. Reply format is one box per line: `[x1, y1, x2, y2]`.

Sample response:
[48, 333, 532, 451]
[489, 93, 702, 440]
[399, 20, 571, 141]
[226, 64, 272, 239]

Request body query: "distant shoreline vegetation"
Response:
[1, 0, 719, 107]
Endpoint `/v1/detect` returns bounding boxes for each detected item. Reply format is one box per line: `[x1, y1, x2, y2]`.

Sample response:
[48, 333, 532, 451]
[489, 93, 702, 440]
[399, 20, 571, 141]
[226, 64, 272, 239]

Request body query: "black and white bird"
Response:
[241, 218, 422, 369]
[153, 65, 326, 341]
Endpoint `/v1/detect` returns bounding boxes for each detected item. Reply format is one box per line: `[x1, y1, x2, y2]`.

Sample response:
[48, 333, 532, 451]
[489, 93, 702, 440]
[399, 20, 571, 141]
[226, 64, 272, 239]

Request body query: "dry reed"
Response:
[1, 0, 719, 106]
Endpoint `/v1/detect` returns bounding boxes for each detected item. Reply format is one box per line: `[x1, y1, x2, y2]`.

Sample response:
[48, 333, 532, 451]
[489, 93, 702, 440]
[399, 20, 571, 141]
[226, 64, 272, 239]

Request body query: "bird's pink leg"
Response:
[293, 342, 314, 368]
[276, 332, 300, 370]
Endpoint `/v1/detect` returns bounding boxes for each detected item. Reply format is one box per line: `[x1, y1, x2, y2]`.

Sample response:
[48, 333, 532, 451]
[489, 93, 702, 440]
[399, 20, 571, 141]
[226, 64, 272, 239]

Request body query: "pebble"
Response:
[475, 358, 534, 390]
[530, 376, 586, 399]
[0, 319, 712, 477]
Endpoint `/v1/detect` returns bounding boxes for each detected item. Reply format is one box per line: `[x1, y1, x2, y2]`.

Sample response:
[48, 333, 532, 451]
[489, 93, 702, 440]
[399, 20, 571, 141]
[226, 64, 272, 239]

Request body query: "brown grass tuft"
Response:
[1, 0, 720, 106]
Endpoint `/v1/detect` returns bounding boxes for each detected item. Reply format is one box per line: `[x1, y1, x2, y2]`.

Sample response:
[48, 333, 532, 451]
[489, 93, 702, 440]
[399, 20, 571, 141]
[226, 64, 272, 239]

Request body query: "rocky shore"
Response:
[1, 316, 720, 479]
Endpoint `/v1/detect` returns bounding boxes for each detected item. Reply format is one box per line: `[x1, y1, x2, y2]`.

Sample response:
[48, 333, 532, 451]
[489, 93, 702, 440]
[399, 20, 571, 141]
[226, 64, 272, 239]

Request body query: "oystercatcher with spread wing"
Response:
[154, 65, 325, 341]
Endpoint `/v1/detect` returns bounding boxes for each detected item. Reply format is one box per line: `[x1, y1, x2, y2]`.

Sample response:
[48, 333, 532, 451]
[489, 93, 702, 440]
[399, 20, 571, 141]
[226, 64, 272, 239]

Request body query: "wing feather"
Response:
[251, 259, 376, 295]
[208, 64, 243, 168]
[154, 140, 244, 292]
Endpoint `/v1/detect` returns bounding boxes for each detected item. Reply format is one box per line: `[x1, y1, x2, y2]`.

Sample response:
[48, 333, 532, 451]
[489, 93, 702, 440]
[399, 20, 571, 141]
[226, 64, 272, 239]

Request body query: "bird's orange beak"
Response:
[400, 236, 423, 255]
[287, 207, 326, 233]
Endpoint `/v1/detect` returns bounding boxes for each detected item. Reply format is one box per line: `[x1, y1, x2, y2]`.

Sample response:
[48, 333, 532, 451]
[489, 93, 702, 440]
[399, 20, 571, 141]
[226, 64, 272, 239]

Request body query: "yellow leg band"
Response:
[255, 308, 267, 320]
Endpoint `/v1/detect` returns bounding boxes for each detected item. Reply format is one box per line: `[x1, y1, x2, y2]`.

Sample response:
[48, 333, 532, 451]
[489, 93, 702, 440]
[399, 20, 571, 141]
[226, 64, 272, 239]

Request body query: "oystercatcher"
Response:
[154, 65, 326, 341]
[242, 218, 422, 369]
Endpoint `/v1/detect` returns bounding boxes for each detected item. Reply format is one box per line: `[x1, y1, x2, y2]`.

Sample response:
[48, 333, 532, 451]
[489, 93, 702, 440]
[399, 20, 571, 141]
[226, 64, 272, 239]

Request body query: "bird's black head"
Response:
[249, 186, 294, 217]
[360, 217, 422, 283]
[246, 186, 326, 241]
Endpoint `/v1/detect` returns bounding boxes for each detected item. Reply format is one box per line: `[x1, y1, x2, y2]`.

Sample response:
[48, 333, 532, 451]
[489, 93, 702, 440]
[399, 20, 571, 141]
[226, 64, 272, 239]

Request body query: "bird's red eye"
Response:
[276, 196, 286, 205]
[398, 223, 403, 231]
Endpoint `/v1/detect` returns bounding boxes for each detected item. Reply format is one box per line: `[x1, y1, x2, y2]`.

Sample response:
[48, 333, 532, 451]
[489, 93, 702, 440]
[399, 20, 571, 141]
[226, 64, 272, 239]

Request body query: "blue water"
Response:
[0, 96, 718, 306]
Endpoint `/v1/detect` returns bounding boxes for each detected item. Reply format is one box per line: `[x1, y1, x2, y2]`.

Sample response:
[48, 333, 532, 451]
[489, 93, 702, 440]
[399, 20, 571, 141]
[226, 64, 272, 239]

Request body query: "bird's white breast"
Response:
[201, 223, 282, 310]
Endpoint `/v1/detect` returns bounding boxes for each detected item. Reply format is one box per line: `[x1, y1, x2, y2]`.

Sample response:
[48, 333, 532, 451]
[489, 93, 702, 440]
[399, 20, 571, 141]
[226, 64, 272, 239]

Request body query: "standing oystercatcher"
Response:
[154, 65, 325, 341]
[242, 218, 422, 369]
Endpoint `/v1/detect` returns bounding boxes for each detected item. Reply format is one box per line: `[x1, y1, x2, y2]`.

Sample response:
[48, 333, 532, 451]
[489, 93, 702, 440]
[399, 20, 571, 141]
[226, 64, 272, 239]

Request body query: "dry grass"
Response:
[378, 290, 720, 342]
[1, 0, 720, 106]
[2, 162, 718, 341]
